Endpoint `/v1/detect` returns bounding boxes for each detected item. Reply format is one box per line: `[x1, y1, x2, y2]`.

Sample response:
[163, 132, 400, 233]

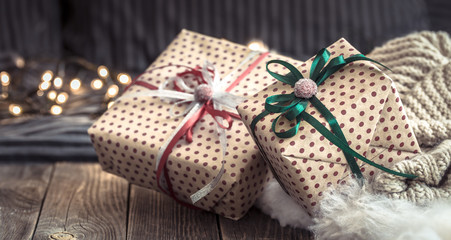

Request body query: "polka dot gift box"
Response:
[88, 29, 304, 220]
[237, 38, 421, 215]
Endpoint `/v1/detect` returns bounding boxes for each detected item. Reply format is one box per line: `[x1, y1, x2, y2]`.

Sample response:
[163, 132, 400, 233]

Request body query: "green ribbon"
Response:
[250, 48, 417, 180]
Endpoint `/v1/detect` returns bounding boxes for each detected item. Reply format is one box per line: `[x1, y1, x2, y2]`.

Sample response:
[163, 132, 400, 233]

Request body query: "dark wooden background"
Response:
[0, 162, 313, 240]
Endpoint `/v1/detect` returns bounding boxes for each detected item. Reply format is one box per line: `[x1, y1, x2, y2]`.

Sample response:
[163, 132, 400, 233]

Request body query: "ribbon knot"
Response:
[251, 48, 417, 181]
[294, 78, 317, 99]
[183, 98, 235, 144]
[194, 84, 213, 102]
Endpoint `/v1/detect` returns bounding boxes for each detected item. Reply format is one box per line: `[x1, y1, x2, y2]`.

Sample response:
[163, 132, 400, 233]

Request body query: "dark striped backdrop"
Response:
[62, 0, 429, 73]
[0, 0, 61, 58]
[427, 0, 451, 33]
[0, 0, 443, 161]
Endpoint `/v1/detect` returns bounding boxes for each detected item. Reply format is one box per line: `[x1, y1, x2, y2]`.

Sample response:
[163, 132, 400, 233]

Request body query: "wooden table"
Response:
[0, 162, 313, 240]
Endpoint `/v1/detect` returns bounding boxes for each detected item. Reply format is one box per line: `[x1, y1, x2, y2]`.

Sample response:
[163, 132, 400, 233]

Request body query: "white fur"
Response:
[255, 178, 313, 228]
[256, 179, 451, 240]
[393, 202, 451, 240]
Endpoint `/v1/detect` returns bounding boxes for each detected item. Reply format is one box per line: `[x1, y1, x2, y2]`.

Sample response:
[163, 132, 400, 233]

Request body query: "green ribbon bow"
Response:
[250, 48, 417, 180]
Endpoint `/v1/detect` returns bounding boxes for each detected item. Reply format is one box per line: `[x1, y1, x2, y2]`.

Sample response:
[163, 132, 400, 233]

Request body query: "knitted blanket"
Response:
[367, 31, 451, 202]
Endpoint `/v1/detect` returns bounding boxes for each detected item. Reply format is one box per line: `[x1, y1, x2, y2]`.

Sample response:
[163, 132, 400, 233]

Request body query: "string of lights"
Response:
[0, 55, 132, 119]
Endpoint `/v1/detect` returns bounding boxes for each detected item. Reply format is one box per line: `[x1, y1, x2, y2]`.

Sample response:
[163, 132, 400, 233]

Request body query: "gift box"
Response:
[237, 38, 421, 215]
[88, 29, 304, 220]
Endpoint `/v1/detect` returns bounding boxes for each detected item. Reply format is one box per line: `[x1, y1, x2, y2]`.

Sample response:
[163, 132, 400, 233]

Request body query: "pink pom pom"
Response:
[294, 78, 317, 99]
[194, 84, 213, 102]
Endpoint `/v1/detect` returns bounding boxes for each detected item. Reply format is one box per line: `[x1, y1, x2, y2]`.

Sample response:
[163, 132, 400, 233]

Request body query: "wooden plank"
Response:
[127, 185, 220, 240]
[33, 162, 129, 240]
[0, 163, 53, 240]
[219, 207, 314, 240]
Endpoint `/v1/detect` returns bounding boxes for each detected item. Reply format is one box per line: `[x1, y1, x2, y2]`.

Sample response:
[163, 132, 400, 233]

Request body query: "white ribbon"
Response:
[118, 51, 260, 203]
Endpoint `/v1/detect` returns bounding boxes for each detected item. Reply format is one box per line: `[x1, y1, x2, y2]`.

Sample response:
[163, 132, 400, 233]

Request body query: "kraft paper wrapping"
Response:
[88, 29, 304, 220]
[237, 38, 421, 215]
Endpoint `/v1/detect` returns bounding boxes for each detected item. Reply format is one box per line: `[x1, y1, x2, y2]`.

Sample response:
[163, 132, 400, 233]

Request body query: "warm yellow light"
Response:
[117, 73, 131, 85]
[90, 79, 104, 90]
[39, 81, 50, 91]
[53, 77, 63, 89]
[50, 105, 63, 115]
[70, 78, 81, 91]
[98, 66, 109, 78]
[1, 72, 10, 86]
[9, 104, 22, 116]
[47, 90, 57, 100]
[107, 84, 119, 98]
[15, 57, 25, 68]
[247, 40, 268, 52]
[37, 90, 44, 97]
[42, 71, 53, 82]
[107, 101, 115, 109]
[56, 92, 68, 104]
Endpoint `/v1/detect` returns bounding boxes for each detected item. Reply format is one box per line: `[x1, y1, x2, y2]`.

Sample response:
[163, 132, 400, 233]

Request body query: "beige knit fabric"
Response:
[368, 31, 451, 146]
[367, 31, 451, 202]
[374, 140, 450, 203]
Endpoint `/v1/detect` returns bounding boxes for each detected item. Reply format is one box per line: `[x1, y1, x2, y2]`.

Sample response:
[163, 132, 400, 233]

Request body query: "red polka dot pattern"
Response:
[87, 29, 304, 220]
[237, 38, 421, 215]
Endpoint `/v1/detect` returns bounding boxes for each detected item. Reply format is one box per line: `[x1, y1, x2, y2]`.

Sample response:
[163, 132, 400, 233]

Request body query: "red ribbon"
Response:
[157, 100, 237, 208]
[125, 52, 269, 207]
